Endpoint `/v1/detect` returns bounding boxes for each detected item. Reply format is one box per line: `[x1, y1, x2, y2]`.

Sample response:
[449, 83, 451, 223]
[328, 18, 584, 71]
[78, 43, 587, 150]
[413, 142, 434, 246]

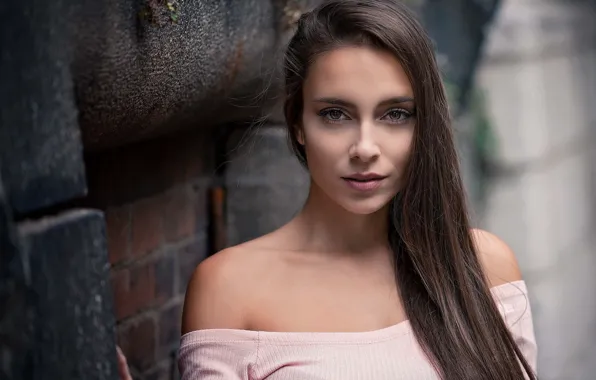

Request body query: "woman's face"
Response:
[300, 46, 415, 215]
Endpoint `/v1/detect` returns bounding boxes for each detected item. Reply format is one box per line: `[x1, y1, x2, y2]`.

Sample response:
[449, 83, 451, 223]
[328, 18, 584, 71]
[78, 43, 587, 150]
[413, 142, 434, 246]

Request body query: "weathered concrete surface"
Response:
[1, 171, 119, 380]
[0, 0, 87, 214]
[72, 0, 320, 150]
[0, 176, 35, 380]
[17, 209, 120, 380]
[0, 0, 319, 212]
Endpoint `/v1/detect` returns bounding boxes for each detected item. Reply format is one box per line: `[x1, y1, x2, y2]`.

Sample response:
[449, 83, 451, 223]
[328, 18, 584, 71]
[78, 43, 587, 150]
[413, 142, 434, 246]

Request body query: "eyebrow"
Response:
[313, 96, 415, 108]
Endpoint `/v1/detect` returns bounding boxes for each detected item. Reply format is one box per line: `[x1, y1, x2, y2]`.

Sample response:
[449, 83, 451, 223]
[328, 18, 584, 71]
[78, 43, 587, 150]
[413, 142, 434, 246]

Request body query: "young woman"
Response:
[178, 1, 537, 379]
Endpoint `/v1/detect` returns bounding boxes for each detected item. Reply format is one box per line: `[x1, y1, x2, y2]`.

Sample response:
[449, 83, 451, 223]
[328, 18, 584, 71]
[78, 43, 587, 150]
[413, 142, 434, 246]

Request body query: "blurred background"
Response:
[1, 0, 594, 379]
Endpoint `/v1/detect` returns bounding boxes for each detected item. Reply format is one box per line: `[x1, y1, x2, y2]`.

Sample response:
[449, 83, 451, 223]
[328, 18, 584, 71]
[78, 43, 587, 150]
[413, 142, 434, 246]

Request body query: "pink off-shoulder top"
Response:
[178, 280, 537, 379]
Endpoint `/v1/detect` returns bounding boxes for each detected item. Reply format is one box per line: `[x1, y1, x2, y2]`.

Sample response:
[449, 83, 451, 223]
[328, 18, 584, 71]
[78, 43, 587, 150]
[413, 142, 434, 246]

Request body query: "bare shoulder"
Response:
[471, 228, 523, 287]
[181, 245, 266, 334]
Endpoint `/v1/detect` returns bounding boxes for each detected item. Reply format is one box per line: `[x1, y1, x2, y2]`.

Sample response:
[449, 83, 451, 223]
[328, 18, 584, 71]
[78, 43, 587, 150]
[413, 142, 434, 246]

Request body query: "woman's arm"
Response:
[116, 346, 133, 380]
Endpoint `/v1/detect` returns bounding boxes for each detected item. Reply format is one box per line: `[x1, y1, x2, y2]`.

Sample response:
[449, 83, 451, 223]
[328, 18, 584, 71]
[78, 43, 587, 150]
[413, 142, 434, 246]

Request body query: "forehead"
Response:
[303, 46, 413, 101]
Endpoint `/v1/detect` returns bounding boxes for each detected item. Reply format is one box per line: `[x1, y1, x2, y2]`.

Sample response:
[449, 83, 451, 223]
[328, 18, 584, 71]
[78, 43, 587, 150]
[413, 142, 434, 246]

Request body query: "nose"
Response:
[349, 123, 380, 163]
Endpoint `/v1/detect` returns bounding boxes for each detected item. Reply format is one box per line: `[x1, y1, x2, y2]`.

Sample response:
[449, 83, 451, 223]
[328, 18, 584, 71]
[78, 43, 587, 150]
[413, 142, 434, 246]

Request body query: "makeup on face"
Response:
[312, 97, 416, 127]
[299, 46, 416, 214]
[341, 172, 388, 192]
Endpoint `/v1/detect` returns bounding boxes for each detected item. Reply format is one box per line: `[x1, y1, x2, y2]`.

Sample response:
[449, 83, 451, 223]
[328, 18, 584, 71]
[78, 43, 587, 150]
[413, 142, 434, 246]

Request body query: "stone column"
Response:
[226, 125, 310, 246]
[476, 1, 596, 378]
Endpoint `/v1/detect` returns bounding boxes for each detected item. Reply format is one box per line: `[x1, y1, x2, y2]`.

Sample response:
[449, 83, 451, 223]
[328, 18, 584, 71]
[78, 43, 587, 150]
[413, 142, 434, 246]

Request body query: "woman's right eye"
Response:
[319, 108, 349, 124]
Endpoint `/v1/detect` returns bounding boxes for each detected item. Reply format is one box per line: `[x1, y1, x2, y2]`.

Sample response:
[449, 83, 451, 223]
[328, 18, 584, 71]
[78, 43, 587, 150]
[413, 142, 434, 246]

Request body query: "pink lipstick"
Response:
[342, 173, 387, 191]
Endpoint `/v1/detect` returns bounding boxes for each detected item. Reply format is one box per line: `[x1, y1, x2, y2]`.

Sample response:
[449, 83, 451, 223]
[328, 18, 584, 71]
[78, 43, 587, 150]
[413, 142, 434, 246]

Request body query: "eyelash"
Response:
[318, 108, 414, 125]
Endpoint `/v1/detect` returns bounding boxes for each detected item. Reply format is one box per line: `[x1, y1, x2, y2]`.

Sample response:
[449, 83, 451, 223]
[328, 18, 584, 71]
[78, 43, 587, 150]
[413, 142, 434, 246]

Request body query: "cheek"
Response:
[303, 134, 336, 170]
[301, 125, 345, 164]
[399, 132, 414, 163]
[390, 128, 414, 165]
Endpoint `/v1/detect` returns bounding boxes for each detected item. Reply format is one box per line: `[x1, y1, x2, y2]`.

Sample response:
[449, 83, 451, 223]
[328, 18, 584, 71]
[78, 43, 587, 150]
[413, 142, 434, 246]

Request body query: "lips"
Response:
[343, 173, 387, 181]
[341, 173, 387, 191]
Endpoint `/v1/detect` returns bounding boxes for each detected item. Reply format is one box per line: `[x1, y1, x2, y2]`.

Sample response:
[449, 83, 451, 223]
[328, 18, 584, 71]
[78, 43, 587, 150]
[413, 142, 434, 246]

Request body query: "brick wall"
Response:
[84, 129, 215, 379]
[84, 124, 310, 379]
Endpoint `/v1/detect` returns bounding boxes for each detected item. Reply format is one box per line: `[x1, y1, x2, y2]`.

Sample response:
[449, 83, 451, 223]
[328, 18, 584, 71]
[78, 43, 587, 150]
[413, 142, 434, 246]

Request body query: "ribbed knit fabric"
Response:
[179, 280, 536, 379]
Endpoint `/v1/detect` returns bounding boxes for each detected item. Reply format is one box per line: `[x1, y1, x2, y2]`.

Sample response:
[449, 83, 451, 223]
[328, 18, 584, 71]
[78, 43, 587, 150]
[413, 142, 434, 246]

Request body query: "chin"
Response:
[337, 197, 390, 216]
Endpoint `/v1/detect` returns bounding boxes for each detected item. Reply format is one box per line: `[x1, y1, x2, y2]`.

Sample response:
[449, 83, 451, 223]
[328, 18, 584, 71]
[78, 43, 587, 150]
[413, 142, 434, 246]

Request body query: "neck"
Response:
[291, 180, 390, 255]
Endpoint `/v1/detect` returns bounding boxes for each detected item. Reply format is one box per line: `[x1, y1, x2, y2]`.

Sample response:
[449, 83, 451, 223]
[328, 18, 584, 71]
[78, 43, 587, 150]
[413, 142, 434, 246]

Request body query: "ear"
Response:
[295, 125, 305, 145]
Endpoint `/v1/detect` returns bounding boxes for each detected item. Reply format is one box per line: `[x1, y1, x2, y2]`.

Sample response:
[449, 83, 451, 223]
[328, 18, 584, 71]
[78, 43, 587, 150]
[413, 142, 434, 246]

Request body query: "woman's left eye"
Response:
[382, 109, 412, 123]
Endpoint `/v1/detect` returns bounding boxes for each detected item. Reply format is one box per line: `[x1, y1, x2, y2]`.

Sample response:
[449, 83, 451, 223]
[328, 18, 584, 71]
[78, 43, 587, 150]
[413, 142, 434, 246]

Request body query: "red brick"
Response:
[111, 269, 130, 320]
[177, 237, 208, 294]
[111, 252, 180, 321]
[111, 263, 156, 320]
[84, 129, 215, 210]
[191, 183, 208, 232]
[105, 205, 130, 265]
[117, 315, 157, 373]
[159, 301, 183, 354]
[144, 360, 175, 380]
[184, 135, 212, 180]
[163, 186, 195, 243]
[154, 255, 175, 303]
[130, 262, 156, 306]
[131, 195, 163, 258]
[158, 136, 188, 185]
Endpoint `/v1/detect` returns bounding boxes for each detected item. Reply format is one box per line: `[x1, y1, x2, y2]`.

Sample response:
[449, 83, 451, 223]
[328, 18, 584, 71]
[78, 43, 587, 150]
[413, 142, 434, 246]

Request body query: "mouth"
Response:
[341, 173, 387, 191]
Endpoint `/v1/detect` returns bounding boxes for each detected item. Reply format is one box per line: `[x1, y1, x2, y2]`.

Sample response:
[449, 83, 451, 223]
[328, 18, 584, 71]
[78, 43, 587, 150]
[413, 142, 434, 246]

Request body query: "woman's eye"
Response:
[319, 109, 349, 123]
[328, 110, 343, 119]
[383, 109, 412, 123]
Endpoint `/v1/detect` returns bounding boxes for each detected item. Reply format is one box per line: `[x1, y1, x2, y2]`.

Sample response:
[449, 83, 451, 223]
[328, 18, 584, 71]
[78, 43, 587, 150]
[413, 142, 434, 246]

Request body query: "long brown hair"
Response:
[282, 1, 536, 379]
